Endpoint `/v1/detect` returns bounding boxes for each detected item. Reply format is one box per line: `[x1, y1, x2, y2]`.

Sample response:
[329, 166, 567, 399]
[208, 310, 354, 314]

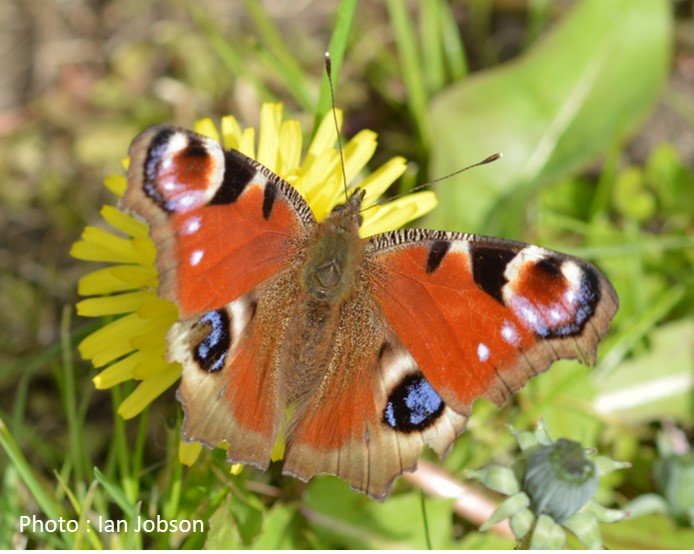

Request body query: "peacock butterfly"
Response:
[122, 124, 618, 499]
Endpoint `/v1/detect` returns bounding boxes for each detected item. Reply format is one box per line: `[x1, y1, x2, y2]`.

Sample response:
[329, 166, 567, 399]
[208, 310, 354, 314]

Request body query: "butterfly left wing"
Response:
[366, 229, 618, 416]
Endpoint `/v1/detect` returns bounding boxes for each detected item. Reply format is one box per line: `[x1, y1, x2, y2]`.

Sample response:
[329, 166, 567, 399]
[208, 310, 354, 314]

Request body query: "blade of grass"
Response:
[387, 0, 431, 147]
[60, 306, 88, 483]
[129, 405, 150, 504]
[420, 491, 433, 549]
[109, 384, 138, 504]
[1, 467, 21, 549]
[588, 145, 621, 220]
[93, 467, 136, 519]
[438, 0, 468, 79]
[163, 415, 183, 521]
[313, 0, 358, 134]
[75, 480, 104, 549]
[0, 417, 65, 530]
[53, 472, 102, 549]
[420, 0, 445, 93]
[594, 285, 685, 379]
[245, 0, 314, 111]
[188, 4, 275, 103]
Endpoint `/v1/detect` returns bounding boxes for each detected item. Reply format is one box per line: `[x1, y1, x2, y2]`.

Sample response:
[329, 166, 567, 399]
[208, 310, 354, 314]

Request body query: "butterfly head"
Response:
[328, 188, 365, 230]
[300, 189, 365, 302]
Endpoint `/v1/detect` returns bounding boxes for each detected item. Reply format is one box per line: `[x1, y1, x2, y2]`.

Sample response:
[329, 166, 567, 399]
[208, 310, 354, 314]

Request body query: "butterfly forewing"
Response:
[123, 125, 315, 318]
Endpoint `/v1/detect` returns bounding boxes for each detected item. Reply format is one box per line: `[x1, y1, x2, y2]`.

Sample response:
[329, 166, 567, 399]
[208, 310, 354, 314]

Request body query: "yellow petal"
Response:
[179, 440, 203, 466]
[71, 227, 151, 265]
[360, 156, 408, 207]
[308, 109, 342, 156]
[117, 364, 181, 419]
[79, 311, 165, 367]
[342, 130, 377, 182]
[221, 115, 242, 150]
[257, 103, 283, 171]
[100, 206, 149, 238]
[131, 351, 169, 380]
[194, 118, 220, 141]
[239, 128, 256, 159]
[230, 464, 244, 475]
[77, 265, 152, 295]
[137, 297, 177, 319]
[92, 351, 143, 389]
[322, 130, 378, 210]
[130, 323, 169, 351]
[76, 290, 157, 317]
[359, 191, 438, 237]
[271, 434, 285, 462]
[278, 120, 302, 177]
[131, 237, 157, 265]
[103, 174, 127, 196]
[294, 149, 339, 206]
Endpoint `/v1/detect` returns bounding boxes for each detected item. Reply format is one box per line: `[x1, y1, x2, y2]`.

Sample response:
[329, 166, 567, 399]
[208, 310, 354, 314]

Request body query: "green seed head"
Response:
[524, 439, 598, 523]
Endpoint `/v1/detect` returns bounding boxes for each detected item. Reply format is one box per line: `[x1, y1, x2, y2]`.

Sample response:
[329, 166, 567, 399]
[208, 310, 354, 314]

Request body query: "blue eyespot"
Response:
[383, 374, 444, 432]
[193, 309, 231, 372]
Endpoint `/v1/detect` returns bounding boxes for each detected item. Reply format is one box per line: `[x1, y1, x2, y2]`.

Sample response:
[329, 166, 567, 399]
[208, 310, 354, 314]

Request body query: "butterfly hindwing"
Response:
[174, 271, 300, 469]
[122, 125, 315, 319]
[282, 318, 468, 499]
[366, 229, 619, 414]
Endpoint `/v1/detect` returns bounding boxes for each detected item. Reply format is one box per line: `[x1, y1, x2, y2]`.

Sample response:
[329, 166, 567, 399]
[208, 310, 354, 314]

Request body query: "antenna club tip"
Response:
[481, 152, 502, 164]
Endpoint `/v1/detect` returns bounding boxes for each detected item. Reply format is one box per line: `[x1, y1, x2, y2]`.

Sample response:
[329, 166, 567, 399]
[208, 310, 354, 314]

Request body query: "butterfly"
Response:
[122, 124, 618, 499]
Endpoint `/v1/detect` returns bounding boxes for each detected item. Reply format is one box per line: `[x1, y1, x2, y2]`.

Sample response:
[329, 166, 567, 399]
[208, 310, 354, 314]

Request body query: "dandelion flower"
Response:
[71, 103, 437, 466]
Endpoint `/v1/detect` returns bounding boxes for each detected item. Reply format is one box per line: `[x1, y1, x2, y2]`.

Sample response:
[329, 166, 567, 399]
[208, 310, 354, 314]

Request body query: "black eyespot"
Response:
[193, 309, 231, 372]
[383, 373, 444, 432]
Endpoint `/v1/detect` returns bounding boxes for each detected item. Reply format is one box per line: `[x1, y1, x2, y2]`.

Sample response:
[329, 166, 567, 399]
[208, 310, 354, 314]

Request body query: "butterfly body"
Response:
[122, 125, 618, 499]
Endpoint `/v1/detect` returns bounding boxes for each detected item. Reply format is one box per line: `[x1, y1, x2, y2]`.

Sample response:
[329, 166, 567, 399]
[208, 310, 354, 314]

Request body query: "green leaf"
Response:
[227, 491, 264, 545]
[305, 477, 454, 548]
[602, 514, 694, 549]
[253, 504, 298, 549]
[428, 0, 670, 236]
[204, 496, 243, 549]
[458, 530, 515, 549]
[593, 318, 694, 423]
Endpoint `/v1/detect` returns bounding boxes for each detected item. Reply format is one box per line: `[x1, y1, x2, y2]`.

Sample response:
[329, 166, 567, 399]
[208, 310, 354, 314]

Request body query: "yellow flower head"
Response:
[71, 103, 437, 466]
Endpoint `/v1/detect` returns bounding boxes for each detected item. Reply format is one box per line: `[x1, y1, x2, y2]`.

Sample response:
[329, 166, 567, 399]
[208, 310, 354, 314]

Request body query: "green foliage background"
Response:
[0, 0, 692, 549]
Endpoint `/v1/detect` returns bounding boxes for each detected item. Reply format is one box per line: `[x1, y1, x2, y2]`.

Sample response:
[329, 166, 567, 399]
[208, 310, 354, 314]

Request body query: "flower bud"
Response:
[523, 439, 598, 523]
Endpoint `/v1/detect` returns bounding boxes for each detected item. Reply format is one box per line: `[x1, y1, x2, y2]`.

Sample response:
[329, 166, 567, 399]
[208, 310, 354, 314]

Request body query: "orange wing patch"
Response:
[371, 244, 536, 412]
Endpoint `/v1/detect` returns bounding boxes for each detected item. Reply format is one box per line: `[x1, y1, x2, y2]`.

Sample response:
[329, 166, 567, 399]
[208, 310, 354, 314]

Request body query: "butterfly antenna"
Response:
[360, 152, 503, 215]
[325, 52, 349, 202]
